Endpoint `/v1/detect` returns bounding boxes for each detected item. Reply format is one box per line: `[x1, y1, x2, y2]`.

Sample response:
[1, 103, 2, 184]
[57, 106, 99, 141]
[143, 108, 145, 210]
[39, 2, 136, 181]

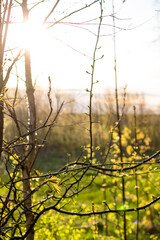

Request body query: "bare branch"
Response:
[44, 0, 61, 24]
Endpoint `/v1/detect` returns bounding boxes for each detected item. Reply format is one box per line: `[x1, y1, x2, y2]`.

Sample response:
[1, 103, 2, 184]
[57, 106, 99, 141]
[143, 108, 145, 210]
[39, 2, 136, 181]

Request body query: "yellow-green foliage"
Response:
[1, 102, 160, 239]
[35, 211, 85, 240]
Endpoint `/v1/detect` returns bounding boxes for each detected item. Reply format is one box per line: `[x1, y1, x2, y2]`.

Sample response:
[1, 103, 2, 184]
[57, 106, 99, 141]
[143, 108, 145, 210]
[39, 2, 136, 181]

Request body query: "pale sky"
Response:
[7, 0, 160, 107]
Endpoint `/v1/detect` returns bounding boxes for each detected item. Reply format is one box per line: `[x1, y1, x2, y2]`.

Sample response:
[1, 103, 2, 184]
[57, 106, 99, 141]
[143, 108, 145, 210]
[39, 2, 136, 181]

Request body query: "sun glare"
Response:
[19, 21, 48, 51]
[10, 18, 50, 55]
[7, 18, 56, 87]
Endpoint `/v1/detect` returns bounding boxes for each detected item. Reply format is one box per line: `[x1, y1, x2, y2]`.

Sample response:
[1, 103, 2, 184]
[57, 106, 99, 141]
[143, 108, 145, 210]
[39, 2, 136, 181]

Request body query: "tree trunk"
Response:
[0, 51, 3, 157]
[0, 97, 4, 157]
[0, 1, 3, 157]
[21, 1, 36, 239]
[0, 0, 13, 156]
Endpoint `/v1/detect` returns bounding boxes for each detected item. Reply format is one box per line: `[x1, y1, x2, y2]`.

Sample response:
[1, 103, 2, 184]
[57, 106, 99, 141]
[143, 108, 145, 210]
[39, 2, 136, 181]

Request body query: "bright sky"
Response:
[6, 0, 160, 106]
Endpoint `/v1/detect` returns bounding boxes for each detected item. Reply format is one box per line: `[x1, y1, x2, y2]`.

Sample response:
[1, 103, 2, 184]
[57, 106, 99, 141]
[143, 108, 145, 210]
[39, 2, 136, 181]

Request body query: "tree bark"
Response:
[0, 97, 4, 157]
[0, 0, 3, 157]
[0, 0, 13, 156]
[21, 1, 36, 239]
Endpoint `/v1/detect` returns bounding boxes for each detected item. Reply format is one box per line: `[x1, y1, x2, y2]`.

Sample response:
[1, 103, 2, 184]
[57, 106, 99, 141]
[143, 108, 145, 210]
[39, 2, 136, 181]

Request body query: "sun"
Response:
[7, 17, 57, 87]
[19, 21, 48, 51]
[9, 18, 51, 56]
